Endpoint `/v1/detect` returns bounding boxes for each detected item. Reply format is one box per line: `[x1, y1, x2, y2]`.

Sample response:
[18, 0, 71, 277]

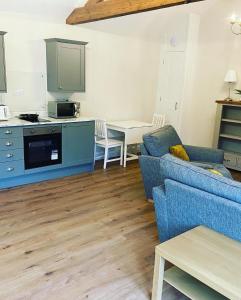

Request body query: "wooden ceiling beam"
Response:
[85, 0, 104, 7]
[66, 0, 204, 25]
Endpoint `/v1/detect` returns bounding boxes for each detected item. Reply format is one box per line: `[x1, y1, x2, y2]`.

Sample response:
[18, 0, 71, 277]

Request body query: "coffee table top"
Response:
[156, 226, 241, 299]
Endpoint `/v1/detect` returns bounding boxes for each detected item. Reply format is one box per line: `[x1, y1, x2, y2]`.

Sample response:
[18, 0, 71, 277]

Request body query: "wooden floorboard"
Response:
[231, 169, 241, 182]
[0, 162, 239, 300]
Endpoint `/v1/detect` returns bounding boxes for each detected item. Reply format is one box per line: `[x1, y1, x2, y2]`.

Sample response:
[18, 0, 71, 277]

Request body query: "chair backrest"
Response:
[95, 119, 107, 140]
[152, 114, 165, 129]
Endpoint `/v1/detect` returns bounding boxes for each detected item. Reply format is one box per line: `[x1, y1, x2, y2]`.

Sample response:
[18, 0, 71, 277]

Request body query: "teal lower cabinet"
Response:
[0, 121, 95, 189]
[0, 149, 23, 163]
[0, 126, 24, 182]
[62, 122, 95, 167]
[0, 160, 24, 178]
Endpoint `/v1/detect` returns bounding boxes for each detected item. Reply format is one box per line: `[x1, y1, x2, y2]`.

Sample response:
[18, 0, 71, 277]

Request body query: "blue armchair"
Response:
[153, 154, 241, 243]
[139, 125, 230, 199]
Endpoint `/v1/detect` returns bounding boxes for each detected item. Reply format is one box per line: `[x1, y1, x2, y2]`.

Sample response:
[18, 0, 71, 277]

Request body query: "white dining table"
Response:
[106, 120, 154, 167]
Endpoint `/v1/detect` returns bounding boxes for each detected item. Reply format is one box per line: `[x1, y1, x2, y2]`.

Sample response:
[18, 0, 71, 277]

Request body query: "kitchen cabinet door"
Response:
[57, 43, 85, 92]
[62, 122, 95, 167]
[45, 38, 87, 93]
[0, 32, 7, 92]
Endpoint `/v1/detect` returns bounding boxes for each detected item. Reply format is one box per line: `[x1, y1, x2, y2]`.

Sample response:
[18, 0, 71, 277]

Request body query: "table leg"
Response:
[152, 251, 165, 300]
[124, 144, 127, 168]
[122, 133, 127, 168]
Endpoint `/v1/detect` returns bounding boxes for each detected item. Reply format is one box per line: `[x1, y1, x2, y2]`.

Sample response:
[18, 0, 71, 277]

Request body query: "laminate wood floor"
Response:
[231, 169, 241, 182]
[0, 162, 239, 300]
[0, 162, 187, 300]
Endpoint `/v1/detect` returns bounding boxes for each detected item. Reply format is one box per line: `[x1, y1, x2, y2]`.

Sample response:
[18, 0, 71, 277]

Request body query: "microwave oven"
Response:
[48, 101, 80, 119]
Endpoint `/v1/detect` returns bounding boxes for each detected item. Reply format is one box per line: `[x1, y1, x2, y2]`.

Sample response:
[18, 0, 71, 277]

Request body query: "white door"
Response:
[156, 51, 186, 132]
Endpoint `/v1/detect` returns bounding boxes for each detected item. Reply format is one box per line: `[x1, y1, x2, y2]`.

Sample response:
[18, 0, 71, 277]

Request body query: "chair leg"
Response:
[104, 147, 108, 169]
[120, 144, 123, 166]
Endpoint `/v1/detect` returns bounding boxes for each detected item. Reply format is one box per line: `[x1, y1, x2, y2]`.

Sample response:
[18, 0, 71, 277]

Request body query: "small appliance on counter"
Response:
[0, 105, 10, 121]
[48, 100, 80, 119]
[19, 114, 51, 123]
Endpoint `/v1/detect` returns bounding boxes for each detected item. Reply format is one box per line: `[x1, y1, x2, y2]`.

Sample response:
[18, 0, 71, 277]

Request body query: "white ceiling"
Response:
[0, 0, 85, 22]
[80, 0, 217, 39]
[0, 0, 219, 39]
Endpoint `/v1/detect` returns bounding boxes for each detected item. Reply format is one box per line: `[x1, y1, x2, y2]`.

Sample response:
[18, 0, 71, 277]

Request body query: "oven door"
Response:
[24, 133, 62, 170]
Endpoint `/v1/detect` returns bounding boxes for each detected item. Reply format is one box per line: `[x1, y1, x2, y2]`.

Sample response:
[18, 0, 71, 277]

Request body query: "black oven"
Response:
[24, 126, 62, 170]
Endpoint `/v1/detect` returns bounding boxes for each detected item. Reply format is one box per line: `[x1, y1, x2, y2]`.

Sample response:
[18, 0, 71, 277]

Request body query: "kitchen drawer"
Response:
[0, 160, 24, 178]
[224, 153, 237, 167]
[0, 149, 24, 163]
[0, 137, 23, 150]
[0, 127, 22, 138]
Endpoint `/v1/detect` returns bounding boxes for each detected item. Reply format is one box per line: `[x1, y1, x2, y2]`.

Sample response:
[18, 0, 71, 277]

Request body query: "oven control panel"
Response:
[23, 126, 62, 136]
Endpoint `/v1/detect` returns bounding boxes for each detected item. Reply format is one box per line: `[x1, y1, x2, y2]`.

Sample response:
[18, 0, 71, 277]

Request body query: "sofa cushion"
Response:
[143, 125, 182, 157]
[190, 161, 233, 179]
[170, 144, 190, 161]
[160, 154, 241, 205]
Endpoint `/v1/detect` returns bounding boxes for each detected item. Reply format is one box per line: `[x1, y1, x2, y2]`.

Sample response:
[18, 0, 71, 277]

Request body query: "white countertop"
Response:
[0, 116, 95, 127]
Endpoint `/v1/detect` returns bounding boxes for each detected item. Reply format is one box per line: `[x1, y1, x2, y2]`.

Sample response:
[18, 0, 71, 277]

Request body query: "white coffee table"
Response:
[152, 226, 241, 300]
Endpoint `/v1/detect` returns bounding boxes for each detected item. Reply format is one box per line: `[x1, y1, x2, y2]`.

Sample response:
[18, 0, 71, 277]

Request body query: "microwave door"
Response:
[57, 103, 75, 118]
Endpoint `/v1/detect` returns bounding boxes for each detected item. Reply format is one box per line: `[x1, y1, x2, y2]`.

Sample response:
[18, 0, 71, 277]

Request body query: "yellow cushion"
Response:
[169, 145, 190, 161]
[208, 169, 223, 176]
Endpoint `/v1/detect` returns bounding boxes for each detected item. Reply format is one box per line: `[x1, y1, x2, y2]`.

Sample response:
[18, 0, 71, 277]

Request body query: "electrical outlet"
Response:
[13, 89, 25, 96]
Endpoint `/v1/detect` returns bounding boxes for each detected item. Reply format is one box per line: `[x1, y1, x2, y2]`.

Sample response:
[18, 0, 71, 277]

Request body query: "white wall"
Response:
[155, 0, 241, 147]
[0, 13, 160, 121]
[180, 0, 241, 146]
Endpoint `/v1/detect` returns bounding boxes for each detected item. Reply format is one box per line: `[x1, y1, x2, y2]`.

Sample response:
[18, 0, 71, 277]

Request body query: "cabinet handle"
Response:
[59, 86, 63, 90]
[6, 153, 13, 158]
[7, 167, 14, 172]
[4, 130, 12, 135]
[5, 142, 13, 146]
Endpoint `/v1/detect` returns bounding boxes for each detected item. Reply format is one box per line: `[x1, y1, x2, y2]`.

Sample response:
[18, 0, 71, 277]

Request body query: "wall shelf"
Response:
[219, 134, 241, 141]
[221, 118, 241, 124]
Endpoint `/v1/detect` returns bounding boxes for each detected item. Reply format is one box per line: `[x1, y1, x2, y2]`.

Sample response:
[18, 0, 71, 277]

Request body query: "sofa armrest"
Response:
[153, 186, 169, 242]
[184, 145, 224, 164]
[139, 155, 164, 200]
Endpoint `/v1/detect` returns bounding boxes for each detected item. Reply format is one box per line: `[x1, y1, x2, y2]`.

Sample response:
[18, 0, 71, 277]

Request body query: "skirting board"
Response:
[0, 163, 94, 190]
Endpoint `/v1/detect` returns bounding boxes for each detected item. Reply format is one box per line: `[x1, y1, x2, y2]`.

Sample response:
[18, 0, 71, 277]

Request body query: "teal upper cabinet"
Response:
[45, 38, 87, 93]
[62, 121, 95, 167]
[0, 32, 7, 92]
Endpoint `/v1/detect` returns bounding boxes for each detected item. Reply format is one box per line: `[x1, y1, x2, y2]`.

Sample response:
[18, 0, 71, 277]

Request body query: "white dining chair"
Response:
[95, 119, 124, 169]
[152, 114, 165, 129]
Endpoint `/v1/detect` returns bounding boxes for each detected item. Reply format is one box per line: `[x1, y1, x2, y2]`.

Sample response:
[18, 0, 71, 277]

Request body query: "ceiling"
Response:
[80, 0, 218, 40]
[0, 0, 219, 39]
[0, 0, 85, 22]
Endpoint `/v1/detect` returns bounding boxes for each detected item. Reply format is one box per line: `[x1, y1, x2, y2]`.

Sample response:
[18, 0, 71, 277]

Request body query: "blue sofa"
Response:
[139, 125, 231, 199]
[153, 154, 241, 243]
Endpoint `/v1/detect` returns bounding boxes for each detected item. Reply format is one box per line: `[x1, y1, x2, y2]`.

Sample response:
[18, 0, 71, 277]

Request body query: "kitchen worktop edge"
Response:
[0, 117, 96, 127]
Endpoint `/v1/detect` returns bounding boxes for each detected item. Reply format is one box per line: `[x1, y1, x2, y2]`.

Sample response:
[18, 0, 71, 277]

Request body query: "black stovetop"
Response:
[19, 114, 51, 123]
